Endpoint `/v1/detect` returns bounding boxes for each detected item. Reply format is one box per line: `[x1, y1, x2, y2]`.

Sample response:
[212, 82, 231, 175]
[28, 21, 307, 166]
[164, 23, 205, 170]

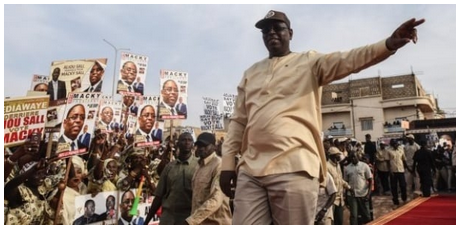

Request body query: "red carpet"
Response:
[371, 195, 456, 225]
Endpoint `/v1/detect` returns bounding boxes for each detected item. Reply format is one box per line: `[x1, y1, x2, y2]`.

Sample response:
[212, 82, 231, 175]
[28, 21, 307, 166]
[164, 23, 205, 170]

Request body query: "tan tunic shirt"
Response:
[387, 146, 407, 173]
[326, 159, 350, 206]
[404, 142, 420, 167]
[222, 40, 393, 183]
[187, 153, 232, 225]
[375, 148, 390, 172]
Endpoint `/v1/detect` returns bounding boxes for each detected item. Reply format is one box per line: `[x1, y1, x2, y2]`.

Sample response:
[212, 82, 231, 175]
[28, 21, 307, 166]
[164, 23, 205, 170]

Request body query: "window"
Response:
[333, 122, 344, 129]
[331, 92, 342, 103]
[392, 84, 404, 89]
[360, 117, 373, 131]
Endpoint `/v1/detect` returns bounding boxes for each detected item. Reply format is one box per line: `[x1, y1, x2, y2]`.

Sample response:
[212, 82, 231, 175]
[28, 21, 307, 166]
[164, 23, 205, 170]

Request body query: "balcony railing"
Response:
[383, 126, 405, 133]
[324, 129, 353, 137]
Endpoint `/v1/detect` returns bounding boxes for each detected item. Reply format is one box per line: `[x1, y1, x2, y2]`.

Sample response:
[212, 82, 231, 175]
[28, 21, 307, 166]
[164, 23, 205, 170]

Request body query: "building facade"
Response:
[322, 74, 440, 141]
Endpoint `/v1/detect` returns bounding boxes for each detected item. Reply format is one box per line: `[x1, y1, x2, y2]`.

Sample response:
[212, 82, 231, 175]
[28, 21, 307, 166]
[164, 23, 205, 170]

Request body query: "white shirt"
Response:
[52, 80, 58, 100]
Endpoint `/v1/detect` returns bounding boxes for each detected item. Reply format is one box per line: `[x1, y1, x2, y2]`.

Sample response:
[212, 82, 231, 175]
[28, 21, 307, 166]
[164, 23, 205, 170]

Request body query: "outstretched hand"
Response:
[386, 18, 425, 51]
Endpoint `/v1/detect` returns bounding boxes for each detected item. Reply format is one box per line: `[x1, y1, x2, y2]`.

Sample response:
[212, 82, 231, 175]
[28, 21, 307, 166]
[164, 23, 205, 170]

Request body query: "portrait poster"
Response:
[4, 95, 49, 147]
[97, 100, 123, 134]
[135, 95, 160, 147]
[117, 189, 156, 225]
[48, 58, 107, 104]
[30, 74, 49, 93]
[121, 94, 139, 115]
[73, 191, 118, 225]
[117, 52, 148, 96]
[158, 70, 188, 120]
[56, 92, 100, 155]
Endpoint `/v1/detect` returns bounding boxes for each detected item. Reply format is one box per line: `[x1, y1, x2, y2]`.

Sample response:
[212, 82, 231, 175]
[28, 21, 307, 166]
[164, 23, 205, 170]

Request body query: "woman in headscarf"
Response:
[61, 156, 88, 225]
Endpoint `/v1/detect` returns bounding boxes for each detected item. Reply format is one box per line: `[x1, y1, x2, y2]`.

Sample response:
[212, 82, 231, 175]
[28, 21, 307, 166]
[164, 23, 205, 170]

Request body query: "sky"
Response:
[4, 4, 456, 127]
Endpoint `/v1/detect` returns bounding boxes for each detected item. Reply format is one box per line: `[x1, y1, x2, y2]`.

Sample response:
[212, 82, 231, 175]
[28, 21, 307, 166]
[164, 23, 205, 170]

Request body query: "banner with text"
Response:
[4, 96, 49, 147]
[223, 93, 237, 118]
[49, 58, 108, 103]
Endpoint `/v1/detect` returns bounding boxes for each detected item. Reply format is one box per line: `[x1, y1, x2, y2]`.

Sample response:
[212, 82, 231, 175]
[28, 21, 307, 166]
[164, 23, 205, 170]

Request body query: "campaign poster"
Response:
[72, 191, 118, 225]
[97, 100, 123, 134]
[30, 74, 49, 93]
[223, 93, 237, 118]
[44, 105, 66, 133]
[200, 115, 212, 131]
[135, 95, 160, 147]
[203, 97, 220, 116]
[158, 70, 188, 120]
[117, 52, 148, 96]
[4, 96, 49, 147]
[56, 92, 100, 155]
[48, 58, 108, 104]
[117, 189, 157, 225]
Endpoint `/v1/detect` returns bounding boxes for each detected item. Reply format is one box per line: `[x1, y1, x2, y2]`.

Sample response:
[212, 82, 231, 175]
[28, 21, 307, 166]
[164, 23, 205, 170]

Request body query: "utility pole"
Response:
[102, 39, 130, 97]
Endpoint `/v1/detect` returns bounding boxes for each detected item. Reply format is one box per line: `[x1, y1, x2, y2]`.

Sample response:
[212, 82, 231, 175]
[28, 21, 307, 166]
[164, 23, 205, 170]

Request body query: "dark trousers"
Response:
[391, 172, 407, 205]
[418, 169, 433, 197]
[333, 204, 344, 225]
[378, 170, 390, 192]
[347, 196, 371, 225]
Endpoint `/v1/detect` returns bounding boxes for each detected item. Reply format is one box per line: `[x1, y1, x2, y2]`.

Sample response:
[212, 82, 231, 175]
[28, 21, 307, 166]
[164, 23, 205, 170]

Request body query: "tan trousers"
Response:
[233, 170, 319, 224]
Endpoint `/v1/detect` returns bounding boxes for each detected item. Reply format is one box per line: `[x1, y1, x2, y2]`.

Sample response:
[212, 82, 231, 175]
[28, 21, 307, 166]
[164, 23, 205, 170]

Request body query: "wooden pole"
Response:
[46, 132, 54, 158]
[53, 157, 73, 225]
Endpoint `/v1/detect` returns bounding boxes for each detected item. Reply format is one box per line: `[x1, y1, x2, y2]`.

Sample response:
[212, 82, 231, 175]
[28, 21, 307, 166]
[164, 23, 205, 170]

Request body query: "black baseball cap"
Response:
[255, 10, 291, 29]
[195, 132, 216, 146]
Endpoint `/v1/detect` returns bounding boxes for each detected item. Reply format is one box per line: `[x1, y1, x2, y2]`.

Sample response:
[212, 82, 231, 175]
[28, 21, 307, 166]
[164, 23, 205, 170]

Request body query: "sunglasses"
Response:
[261, 24, 289, 34]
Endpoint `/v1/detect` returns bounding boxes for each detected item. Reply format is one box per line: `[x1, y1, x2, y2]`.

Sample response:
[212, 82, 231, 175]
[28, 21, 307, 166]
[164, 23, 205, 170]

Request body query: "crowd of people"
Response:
[320, 133, 456, 224]
[5, 9, 433, 225]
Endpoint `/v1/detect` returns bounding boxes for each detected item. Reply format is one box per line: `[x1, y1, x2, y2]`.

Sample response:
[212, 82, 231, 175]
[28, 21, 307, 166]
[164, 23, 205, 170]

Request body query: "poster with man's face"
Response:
[117, 52, 148, 96]
[57, 92, 100, 154]
[48, 58, 107, 104]
[135, 95, 160, 147]
[30, 74, 49, 93]
[73, 191, 118, 225]
[97, 100, 122, 133]
[158, 70, 188, 120]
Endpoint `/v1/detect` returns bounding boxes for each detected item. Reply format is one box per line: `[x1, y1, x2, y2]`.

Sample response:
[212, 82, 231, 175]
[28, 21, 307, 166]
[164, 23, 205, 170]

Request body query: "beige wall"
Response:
[322, 112, 351, 130]
[383, 106, 417, 122]
[351, 96, 384, 141]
